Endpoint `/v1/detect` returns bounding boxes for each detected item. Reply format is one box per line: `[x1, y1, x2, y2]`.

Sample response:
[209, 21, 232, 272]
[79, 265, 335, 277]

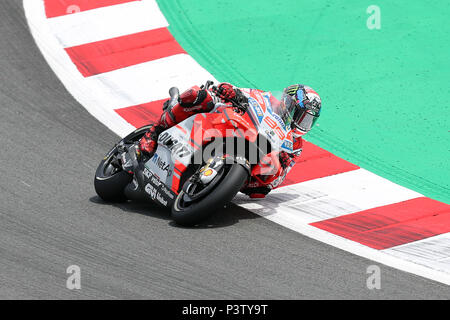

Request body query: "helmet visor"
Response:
[277, 93, 319, 132]
[294, 109, 319, 132]
[277, 93, 298, 127]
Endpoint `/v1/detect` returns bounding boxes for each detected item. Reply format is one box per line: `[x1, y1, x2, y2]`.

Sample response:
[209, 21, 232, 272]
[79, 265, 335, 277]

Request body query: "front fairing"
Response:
[244, 90, 294, 154]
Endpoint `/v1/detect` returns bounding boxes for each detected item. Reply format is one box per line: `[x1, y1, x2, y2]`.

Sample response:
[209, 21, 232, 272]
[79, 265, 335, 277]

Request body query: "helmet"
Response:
[280, 84, 321, 133]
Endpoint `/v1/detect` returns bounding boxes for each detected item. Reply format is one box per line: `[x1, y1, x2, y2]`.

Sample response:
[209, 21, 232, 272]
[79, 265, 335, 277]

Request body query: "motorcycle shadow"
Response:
[89, 196, 171, 220]
[169, 203, 260, 229]
[89, 196, 260, 229]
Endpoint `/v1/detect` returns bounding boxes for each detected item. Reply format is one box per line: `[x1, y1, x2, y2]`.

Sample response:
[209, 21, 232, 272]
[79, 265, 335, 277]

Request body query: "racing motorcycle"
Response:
[94, 82, 297, 226]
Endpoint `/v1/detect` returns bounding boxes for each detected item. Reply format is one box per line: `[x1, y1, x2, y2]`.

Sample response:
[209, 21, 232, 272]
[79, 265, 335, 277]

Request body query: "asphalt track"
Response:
[0, 0, 449, 299]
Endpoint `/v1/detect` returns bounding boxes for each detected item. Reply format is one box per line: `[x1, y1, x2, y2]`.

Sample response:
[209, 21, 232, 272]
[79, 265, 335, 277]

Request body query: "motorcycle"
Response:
[94, 81, 297, 226]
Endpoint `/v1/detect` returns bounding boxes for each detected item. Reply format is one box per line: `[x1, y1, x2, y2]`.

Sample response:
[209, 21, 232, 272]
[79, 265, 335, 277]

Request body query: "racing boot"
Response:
[138, 124, 165, 158]
[240, 186, 271, 199]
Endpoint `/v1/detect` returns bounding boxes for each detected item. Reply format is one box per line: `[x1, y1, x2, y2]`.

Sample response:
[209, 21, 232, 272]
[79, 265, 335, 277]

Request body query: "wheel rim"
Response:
[175, 165, 227, 210]
[101, 148, 123, 178]
[102, 125, 151, 178]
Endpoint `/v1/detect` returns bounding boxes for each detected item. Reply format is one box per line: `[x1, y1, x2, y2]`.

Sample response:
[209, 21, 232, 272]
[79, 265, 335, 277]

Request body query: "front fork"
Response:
[182, 154, 250, 202]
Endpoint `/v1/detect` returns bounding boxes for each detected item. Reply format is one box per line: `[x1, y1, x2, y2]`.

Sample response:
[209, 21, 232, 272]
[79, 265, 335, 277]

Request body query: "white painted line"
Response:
[254, 206, 450, 285]
[384, 233, 450, 275]
[85, 54, 218, 109]
[234, 168, 423, 224]
[48, 0, 169, 47]
[24, 0, 135, 137]
[24, 0, 218, 136]
[234, 170, 450, 284]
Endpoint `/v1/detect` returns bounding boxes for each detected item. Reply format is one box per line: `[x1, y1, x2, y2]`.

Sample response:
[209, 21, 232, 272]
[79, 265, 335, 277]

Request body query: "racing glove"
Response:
[212, 82, 236, 101]
[279, 151, 293, 169]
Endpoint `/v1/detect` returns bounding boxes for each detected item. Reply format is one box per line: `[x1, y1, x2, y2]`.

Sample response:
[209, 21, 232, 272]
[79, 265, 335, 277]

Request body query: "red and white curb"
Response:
[24, 0, 450, 285]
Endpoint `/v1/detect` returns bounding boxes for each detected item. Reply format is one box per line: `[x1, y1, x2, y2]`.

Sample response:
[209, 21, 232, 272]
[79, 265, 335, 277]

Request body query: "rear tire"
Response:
[171, 163, 248, 226]
[94, 149, 132, 202]
[94, 125, 151, 202]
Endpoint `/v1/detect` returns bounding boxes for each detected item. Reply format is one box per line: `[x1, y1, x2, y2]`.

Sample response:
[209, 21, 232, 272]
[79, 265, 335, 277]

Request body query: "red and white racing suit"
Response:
[139, 83, 303, 198]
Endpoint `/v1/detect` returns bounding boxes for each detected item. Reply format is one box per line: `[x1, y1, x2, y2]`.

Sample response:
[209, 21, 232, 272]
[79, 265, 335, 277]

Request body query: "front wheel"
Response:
[171, 163, 249, 226]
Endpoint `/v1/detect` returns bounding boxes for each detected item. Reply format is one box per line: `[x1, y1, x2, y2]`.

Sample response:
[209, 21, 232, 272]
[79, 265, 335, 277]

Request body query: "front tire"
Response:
[171, 163, 248, 226]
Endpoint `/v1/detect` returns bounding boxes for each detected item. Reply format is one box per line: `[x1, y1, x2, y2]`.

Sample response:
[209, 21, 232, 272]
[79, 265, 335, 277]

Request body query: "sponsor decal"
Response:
[150, 175, 162, 187]
[286, 131, 293, 140]
[132, 178, 139, 190]
[246, 181, 261, 188]
[254, 92, 265, 106]
[262, 94, 271, 109]
[271, 113, 287, 130]
[156, 193, 168, 206]
[143, 169, 176, 205]
[265, 129, 276, 143]
[143, 167, 152, 179]
[158, 132, 191, 158]
[159, 184, 175, 200]
[281, 140, 293, 151]
[182, 105, 203, 112]
[145, 183, 157, 200]
[264, 117, 285, 140]
[151, 153, 172, 176]
[248, 98, 264, 123]
[203, 168, 214, 177]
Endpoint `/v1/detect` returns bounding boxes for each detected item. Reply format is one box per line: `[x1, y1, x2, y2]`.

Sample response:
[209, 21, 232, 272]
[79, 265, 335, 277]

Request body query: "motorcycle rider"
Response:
[139, 82, 321, 198]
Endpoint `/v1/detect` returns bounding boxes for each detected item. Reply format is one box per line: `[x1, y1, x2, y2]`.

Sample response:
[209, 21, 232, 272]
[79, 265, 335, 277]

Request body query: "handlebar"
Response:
[209, 83, 248, 113]
[173, 80, 249, 114]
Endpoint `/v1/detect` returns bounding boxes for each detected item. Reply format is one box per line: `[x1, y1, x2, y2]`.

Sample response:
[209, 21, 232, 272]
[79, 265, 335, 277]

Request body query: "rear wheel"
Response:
[171, 161, 249, 226]
[94, 125, 151, 202]
[94, 150, 132, 202]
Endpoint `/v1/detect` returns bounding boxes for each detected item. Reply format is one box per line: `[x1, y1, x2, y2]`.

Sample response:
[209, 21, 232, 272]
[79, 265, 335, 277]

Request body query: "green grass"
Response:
[158, 0, 450, 203]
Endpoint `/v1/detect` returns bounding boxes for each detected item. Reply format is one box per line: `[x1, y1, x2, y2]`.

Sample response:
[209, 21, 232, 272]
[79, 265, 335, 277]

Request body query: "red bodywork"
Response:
[172, 105, 283, 193]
